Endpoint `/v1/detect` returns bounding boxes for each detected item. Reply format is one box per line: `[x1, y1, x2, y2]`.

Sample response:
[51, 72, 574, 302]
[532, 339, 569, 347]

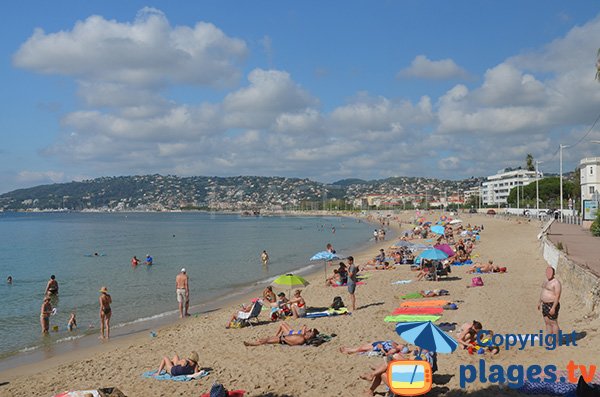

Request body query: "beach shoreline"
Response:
[3, 212, 598, 397]
[0, 212, 397, 380]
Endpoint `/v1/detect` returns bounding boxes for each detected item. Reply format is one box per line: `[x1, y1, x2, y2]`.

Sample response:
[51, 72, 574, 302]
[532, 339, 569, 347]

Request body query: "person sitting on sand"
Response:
[326, 269, 343, 286]
[416, 260, 435, 281]
[457, 321, 482, 349]
[262, 286, 277, 305]
[288, 289, 307, 319]
[339, 340, 407, 356]
[361, 261, 391, 271]
[243, 324, 319, 347]
[153, 351, 199, 377]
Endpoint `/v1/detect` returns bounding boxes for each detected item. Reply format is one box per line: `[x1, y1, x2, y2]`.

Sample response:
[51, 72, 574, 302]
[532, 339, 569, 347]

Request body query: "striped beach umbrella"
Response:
[395, 321, 458, 353]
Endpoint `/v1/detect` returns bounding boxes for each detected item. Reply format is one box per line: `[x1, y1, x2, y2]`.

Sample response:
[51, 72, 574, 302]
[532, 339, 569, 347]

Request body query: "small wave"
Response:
[112, 309, 179, 328]
[18, 345, 40, 353]
[56, 334, 85, 343]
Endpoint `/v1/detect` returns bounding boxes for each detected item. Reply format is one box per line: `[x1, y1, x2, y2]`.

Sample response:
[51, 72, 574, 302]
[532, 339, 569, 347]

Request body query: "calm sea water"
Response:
[0, 212, 374, 357]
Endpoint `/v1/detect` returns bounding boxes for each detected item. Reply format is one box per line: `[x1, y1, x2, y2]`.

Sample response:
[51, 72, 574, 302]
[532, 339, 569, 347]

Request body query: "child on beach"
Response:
[67, 312, 77, 331]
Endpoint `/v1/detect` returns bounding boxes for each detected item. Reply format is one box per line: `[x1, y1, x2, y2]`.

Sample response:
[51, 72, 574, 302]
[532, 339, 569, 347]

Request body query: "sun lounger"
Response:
[236, 301, 263, 327]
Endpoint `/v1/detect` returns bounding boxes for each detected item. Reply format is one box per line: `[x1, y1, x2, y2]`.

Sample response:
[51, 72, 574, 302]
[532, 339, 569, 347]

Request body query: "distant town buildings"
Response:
[579, 157, 600, 204]
[480, 169, 542, 206]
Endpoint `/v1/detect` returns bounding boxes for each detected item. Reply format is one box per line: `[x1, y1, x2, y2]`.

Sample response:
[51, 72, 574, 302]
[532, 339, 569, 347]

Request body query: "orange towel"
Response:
[400, 300, 449, 307]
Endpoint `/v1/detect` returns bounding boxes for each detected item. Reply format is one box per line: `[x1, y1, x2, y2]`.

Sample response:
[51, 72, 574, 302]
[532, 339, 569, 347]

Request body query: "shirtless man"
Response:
[99, 286, 112, 339]
[45, 275, 59, 296]
[176, 268, 190, 318]
[40, 296, 52, 334]
[538, 266, 561, 335]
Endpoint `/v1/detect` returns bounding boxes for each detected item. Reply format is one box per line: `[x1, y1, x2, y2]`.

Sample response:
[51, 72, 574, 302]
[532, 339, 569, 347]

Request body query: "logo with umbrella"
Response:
[387, 321, 458, 395]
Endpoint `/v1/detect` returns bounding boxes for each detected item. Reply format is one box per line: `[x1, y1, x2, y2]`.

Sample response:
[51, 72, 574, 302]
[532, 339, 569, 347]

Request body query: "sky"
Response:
[2, 1, 600, 193]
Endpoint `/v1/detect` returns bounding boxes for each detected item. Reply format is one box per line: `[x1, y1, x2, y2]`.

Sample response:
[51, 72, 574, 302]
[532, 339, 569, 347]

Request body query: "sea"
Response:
[0, 211, 377, 360]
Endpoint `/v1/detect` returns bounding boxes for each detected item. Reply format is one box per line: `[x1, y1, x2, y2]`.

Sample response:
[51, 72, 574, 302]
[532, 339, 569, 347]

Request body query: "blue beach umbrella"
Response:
[310, 251, 342, 279]
[395, 321, 458, 353]
[415, 248, 448, 264]
[430, 225, 445, 235]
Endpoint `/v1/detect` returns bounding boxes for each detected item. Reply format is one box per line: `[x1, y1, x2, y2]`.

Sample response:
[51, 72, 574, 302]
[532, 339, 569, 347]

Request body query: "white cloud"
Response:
[13, 7, 248, 90]
[398, 55, 469, 80]
[11, 9, 600, 188]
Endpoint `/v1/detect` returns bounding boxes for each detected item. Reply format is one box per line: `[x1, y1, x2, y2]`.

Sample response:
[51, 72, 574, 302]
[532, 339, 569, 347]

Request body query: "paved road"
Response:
[547, 222, 600, 277]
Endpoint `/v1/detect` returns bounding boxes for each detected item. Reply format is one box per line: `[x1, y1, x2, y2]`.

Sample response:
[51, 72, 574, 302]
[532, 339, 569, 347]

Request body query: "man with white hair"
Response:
[176, 268, 190, 318]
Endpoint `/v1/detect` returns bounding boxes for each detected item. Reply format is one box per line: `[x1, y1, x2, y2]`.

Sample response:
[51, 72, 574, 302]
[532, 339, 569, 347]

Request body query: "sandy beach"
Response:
[1, 212, 599, 397]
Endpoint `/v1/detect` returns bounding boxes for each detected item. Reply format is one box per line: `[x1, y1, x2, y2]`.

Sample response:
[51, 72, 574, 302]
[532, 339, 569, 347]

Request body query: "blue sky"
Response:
[2, 1, 600, 193]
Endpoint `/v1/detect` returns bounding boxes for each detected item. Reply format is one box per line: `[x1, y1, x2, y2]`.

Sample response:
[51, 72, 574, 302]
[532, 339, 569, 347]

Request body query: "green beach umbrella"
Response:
[271, 273, 309, 297]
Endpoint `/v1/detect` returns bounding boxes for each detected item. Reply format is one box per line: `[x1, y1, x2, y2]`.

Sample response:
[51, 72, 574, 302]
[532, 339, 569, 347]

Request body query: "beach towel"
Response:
[332, 281, 365, 288]
[400, 300, 449, 308]
[399, 292, 423, 300]
[452, 260, 473, 266]
[142, 369, 210, 382]
[384, 315, 441, 323]
[305, 308, 349, 318]
[391, 280, 412, 285]
[392, 307, 444, 315]
[54, 392, 101, 397]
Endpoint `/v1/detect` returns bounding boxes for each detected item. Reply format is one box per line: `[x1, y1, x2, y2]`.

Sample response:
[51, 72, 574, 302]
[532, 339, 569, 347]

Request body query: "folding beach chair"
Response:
[237, 301, 263, 327]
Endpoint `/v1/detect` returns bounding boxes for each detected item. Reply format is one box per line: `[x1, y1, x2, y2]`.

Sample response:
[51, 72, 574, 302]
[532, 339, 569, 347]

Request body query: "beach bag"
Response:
[331, 296, 345, 310]
[471, 277, 484, 287]
[210, 382, 228, 397]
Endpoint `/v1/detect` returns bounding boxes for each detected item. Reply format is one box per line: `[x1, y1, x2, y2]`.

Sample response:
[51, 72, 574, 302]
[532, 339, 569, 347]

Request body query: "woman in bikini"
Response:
[288, 289, 307, 319]
[99, 286, 112, 339]
[243, 323, 318, 346]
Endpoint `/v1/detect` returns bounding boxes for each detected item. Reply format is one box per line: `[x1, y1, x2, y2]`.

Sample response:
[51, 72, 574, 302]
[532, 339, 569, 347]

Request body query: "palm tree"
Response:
[526, 153, 535, 171]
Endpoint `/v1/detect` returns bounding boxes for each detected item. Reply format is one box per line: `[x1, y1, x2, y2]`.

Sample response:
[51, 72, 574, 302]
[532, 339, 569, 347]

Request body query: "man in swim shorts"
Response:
[538, 266, 561, 335]
[176, 268, 190, 318]
[347, 256, 357, 311]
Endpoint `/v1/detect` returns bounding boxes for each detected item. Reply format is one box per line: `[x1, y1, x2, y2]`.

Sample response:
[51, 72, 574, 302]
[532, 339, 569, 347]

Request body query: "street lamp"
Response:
[559, 144, 571, 222]
[535, 160, 543, 217]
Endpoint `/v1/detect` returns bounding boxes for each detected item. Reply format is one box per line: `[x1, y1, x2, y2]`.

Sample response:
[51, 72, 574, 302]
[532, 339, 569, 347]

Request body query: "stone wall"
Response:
[542, 237, 600, 315]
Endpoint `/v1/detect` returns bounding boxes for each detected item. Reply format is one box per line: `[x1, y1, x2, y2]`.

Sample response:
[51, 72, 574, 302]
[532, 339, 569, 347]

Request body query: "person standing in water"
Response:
[176, 268, 190, 318]
[131, 256, 140, 266]
[45, 275, 59, 296]
[40, 296, 52, 334]
[145, 254, 153, 265]
[99, 286, 112, 339]
[261, 250, 269, 265]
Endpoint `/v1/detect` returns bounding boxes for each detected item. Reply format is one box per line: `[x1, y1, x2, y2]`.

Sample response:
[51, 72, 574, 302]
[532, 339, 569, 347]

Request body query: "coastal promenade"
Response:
[547, 222, 600, 277]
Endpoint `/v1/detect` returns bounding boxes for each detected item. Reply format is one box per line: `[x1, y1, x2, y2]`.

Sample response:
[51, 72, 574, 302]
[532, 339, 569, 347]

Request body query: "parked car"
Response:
[486, 209, 497, 215]
[469, 208, 477, 214]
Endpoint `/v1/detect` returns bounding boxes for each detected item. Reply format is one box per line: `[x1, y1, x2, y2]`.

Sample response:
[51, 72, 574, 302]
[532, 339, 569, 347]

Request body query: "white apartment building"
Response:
[480, 169, 542, 206]
[580, 157, 600, 203]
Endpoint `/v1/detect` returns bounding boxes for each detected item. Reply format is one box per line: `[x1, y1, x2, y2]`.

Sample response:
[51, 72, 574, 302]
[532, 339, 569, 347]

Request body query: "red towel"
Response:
[392, 307, 444, 315]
